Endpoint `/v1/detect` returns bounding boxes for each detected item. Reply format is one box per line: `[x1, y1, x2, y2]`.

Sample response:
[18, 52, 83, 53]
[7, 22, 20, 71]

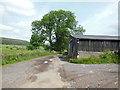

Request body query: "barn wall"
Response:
[68, 36, 120, 58]
[78, 40, 119, 52]
[78, 51, 102, 58]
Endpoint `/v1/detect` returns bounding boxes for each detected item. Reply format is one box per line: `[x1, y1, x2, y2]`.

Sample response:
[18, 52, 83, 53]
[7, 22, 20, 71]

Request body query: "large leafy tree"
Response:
[31, 9, 85, 51]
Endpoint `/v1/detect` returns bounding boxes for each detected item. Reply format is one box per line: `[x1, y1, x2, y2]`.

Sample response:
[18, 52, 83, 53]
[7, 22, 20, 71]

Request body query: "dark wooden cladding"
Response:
[68, 35, 120, 58]
[78, 40, 119, 52]
[68, 36, 78, 58]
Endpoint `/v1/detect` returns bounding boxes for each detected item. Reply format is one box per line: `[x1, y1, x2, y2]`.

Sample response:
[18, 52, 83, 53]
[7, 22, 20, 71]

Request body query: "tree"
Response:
[71, 25, 85, 35]
[31, 9, 85, 51]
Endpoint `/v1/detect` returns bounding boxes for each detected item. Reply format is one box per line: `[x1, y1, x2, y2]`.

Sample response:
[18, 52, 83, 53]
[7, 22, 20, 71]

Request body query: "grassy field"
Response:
[1, 45, 39, 55]
[1, 45, 58, 66]
[67, 50, 119, 64]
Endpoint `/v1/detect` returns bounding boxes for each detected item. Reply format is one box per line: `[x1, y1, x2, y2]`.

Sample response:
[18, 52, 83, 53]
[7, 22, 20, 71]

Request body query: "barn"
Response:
[68, 35, 120, 58]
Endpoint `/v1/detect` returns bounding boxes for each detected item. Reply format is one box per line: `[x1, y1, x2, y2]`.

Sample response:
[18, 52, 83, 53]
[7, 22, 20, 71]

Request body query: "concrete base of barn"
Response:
[77, 51, 102, 58]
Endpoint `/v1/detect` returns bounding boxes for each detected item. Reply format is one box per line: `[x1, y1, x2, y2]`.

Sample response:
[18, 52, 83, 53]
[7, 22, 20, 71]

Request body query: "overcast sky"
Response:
[0, 0, 119, 41]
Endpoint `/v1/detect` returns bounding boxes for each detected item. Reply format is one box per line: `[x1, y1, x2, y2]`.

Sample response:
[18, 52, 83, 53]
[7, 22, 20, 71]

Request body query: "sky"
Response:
[0, 0, 119, 41]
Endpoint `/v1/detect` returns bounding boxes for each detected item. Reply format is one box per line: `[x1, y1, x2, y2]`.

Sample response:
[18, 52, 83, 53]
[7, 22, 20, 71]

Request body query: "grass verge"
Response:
[67, 50, 119, 64]
[1, 45, 60, 66]
[2, 51, 59, 66]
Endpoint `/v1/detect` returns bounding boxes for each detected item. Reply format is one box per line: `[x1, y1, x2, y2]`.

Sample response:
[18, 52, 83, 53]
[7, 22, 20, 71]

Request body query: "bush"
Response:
[99, 50, 118, 63]
[26, 44, 35, 50]
[32, 42, 41, 48]
[38, 46, 45, 51]
[100, 50, 115, 59]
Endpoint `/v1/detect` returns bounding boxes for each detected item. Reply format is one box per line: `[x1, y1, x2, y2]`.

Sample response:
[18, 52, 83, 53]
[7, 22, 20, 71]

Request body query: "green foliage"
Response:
[30, 34, 46, 45]
[1, 37, 29, 45]
[72, 25, 86, 35]
[26, 44, 35, 50]
[99, 50, 117, 60]
[28, 33, 47, 50]
[31, 9, 85, 51]
[67, 50, 119, 64]
[32, 42, 40, 48]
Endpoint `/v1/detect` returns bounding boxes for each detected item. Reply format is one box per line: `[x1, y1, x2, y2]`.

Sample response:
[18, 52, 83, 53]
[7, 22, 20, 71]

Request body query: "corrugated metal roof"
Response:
[71, 35, 120, 40]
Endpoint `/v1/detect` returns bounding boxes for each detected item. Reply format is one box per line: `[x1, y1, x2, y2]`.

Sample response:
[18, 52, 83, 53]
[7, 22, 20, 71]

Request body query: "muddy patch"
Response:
[31, 55, 56, 74]
[27, 75, 37, 82]
[33, 60, 52, 74]
[58, 65, 67, 82]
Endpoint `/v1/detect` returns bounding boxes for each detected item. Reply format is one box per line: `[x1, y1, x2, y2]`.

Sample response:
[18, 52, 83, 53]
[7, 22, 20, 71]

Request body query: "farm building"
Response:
[68, 35, 120, 58]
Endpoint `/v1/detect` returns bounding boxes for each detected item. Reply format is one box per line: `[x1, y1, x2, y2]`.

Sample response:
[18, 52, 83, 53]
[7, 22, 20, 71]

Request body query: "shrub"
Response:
[32, 42, 40, 48]
[38, 46, 45, 51]
[99, 50, 118, 63]
[26, 44, 35, 50]
[6, 46, 9, 48]
[10, 47, 13, 50]
[100, 50, 114, 59]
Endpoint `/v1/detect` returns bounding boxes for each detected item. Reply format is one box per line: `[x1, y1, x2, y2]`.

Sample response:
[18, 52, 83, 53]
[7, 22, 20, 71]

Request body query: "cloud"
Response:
[0, 24, 21, 34]
[13, 29, 20, 33]
[1, 0, 36, 16]
[0, 0, 37, 40]
[23, 33, 32, 38]
[6, 6, 36, 16]
[17, 21, 32, 27]
[30, 0, 118, 2]
[0, 4, 5, 17]
[4, 0, 34, 9]
[1, 24, 31, 41]
[0, 0, 51, 41]
[81, 2, 118, 36]
[0, 24, 13, 30]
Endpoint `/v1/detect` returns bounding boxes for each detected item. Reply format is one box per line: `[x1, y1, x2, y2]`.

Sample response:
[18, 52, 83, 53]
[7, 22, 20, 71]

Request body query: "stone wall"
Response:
[77, 51, 102, 58]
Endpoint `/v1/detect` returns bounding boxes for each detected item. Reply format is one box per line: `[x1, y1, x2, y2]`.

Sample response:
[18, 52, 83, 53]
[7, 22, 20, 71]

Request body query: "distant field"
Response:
[1, 45, 34, 55]
[0, 37, 29, 45]
[1, 45, 58, 66]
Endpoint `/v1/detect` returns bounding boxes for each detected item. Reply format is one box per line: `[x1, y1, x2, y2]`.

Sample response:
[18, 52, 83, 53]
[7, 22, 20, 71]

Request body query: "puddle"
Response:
[44, 61, 48, 64]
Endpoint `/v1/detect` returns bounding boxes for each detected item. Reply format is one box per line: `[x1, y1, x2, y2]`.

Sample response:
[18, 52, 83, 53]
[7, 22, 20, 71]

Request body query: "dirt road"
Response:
[1, 55, 119, 88]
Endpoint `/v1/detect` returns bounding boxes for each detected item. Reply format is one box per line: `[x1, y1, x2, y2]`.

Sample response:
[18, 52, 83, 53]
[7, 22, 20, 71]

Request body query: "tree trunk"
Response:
[49, 30, 52, 51]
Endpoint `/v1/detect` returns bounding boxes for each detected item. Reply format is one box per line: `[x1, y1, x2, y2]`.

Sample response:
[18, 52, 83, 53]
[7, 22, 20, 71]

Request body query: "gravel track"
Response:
[59, 63, 118, 88]
[1, 55, 119, 88]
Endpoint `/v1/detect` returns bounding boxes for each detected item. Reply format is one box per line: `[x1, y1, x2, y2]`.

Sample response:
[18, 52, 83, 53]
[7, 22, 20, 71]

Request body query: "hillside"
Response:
[0, 37, 29, 45]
